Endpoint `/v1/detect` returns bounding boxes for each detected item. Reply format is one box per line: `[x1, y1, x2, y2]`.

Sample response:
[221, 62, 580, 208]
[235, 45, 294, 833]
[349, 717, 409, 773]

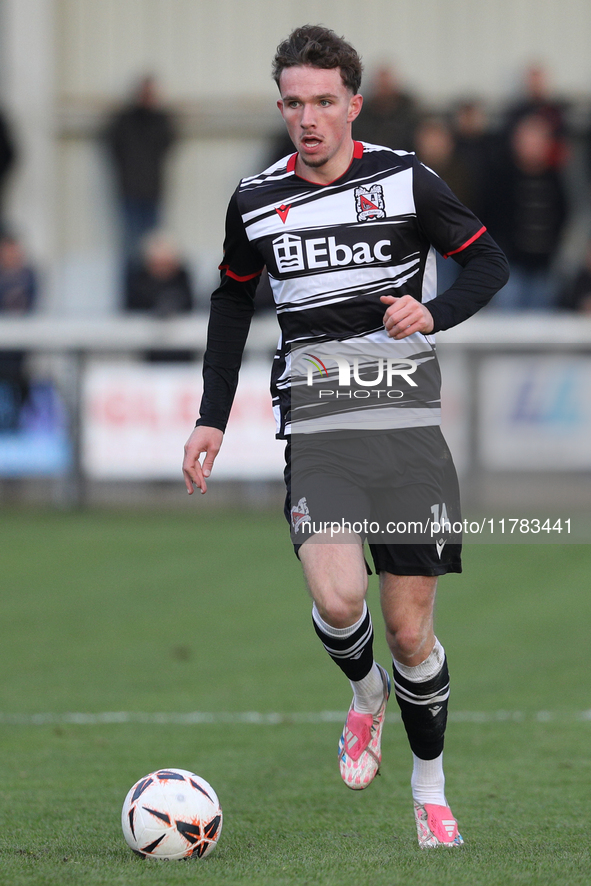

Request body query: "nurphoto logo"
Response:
[303, 353, 418, 395]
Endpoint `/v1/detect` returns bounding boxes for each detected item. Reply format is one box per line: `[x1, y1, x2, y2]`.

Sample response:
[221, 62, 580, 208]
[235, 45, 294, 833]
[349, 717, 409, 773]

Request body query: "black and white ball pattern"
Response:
[121, 768, 222, 860]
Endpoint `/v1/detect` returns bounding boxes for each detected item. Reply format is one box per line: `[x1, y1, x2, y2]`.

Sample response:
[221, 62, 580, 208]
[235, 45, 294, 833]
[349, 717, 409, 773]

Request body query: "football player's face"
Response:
[277, 66, 362, 182]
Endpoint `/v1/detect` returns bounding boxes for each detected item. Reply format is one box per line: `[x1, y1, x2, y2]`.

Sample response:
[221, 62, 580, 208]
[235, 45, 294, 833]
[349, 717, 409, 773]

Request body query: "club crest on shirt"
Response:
[354, 184, 386, 221]
[291, 496, 311, 534]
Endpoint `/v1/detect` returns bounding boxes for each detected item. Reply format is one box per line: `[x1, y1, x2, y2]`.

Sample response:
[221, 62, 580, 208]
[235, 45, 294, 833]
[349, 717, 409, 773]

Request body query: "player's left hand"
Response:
[380, 294, 434, 340]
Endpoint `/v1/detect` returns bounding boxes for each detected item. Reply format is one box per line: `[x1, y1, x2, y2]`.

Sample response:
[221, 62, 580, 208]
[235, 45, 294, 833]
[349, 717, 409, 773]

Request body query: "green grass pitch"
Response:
[0, 508, 590, 885]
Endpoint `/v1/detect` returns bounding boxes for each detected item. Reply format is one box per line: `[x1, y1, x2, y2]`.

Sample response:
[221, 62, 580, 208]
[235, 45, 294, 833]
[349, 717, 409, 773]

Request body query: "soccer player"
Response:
[183, 25, 509, 848]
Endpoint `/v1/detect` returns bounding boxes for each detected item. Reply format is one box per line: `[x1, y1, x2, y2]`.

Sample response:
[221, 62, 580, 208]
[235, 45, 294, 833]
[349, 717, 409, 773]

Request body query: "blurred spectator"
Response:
[452, 99, 497, 220]
[503, 64, 569, 169]
[0, 108, 16, 233]
[125, 232, 193, 315]
[105, 75, 176, 266]
[0, 235, 36, 431]
[484, 114, 569, 310]
[354, 65, 420, 152]
[0, 236, 35, 313]
[124, 232, 195, 361]
[414, 115, 475, 208]
[558, 239, 591, 314]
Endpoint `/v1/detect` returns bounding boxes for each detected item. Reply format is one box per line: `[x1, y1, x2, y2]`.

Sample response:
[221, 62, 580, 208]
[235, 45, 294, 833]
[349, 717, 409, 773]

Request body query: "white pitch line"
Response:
[0, 711, 590, 726]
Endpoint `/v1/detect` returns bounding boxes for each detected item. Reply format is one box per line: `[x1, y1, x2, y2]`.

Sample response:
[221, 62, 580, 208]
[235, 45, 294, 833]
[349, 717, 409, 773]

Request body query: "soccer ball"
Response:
[121, 768, 222, 860]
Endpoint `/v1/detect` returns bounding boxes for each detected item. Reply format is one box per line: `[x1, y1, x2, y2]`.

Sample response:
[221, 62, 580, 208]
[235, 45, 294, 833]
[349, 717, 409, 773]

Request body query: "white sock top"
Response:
[311, 601, 368, 638]
[393, 638, 445, 682]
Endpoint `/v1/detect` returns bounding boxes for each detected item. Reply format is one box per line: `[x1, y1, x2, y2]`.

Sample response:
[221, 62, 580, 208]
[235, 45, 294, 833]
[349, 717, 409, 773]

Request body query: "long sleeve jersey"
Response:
[197, 142, 509, 437]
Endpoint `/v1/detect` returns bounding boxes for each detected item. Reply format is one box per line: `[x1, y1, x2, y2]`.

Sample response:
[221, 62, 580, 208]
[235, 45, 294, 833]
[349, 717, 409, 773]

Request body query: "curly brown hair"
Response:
[272, 25, 363, 95]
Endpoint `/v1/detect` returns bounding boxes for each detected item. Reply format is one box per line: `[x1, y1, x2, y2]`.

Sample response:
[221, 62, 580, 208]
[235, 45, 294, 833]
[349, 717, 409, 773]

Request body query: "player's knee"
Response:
[314, 596, 365, 629]
[386, 624, 428, 660]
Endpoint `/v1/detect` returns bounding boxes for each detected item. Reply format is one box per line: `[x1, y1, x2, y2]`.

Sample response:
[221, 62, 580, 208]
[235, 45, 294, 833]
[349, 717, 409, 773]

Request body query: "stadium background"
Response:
[2, 0, 591, 313]
[0, 0, 590, 515]
[0, 3, 590, 883]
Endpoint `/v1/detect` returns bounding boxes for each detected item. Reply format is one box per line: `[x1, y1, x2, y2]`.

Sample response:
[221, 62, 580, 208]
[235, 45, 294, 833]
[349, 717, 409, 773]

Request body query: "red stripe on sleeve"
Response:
[218, 264, 263, 282]
[443, 226, 487, 259]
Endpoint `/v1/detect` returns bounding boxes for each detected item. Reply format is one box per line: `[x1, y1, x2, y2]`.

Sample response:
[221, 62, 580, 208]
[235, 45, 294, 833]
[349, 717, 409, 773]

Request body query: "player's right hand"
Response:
[182, 426, 224, 495]
[380, 294, 434, 339]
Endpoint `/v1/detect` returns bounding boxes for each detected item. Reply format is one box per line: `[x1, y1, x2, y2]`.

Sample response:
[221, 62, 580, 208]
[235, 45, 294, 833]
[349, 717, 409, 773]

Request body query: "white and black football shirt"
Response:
[197, 142, 508, 438]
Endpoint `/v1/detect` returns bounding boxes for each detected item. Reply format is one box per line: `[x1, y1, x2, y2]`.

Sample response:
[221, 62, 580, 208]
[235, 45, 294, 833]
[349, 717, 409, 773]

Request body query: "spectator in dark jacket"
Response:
[124, 232, 194, 361]
[354, 65, 420, 152]
[503, 64, 569, 170]
[105, 75, 176, 265]
[0, 109, 16, 234]
[484, 113, 569, 310]
[0, 235, 36, 430]
[452, 99, 498, 221]
[559, 240, 591, 314]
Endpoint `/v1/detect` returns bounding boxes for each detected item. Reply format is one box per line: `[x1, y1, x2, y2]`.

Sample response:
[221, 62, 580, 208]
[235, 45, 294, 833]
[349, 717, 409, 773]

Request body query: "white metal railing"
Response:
[1, 313, 590, 506]
[1, 312, 591, 351]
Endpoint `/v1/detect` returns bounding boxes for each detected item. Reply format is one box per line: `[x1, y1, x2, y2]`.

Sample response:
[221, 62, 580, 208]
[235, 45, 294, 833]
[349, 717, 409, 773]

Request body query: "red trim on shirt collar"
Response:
[443, 226, 487, 259]
[286, 141, 364, 183]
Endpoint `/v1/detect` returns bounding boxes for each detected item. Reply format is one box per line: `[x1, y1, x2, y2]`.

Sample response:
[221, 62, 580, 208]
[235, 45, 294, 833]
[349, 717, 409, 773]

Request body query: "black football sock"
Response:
[392, 638, 449, 761]
[312, 601, 374, 681]
[312, 602, 384, 712]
